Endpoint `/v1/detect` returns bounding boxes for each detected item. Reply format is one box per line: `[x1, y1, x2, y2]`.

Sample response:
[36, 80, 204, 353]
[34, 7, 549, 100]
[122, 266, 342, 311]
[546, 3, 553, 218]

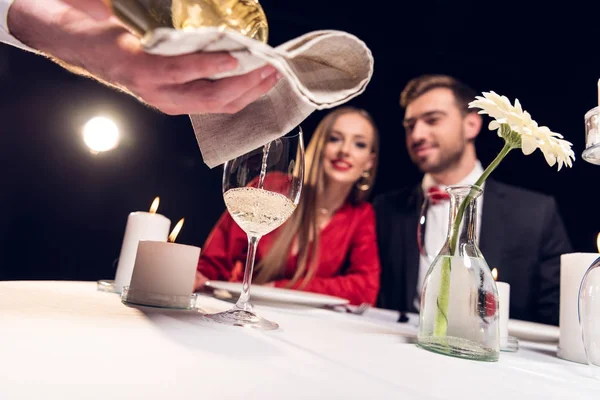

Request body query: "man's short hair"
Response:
[400, 75, 477, 115]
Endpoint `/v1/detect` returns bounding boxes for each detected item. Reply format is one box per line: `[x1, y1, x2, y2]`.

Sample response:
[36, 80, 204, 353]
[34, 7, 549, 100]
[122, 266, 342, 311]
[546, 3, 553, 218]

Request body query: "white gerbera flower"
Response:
[469, 91, 575, 170]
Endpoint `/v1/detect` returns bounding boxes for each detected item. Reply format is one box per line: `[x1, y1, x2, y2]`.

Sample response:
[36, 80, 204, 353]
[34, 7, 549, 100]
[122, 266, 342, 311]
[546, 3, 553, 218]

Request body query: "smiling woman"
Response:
[195, 107, 382, 305]
[323, 112, 376, 189]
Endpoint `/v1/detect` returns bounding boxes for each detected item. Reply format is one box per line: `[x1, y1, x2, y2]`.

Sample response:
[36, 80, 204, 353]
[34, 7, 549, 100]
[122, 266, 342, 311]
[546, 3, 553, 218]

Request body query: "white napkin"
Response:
[142, 28, 374, 167]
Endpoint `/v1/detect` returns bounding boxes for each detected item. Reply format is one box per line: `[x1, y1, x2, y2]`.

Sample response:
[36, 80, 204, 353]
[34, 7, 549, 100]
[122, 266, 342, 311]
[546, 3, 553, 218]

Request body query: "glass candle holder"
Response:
[583, 107, 600, 165]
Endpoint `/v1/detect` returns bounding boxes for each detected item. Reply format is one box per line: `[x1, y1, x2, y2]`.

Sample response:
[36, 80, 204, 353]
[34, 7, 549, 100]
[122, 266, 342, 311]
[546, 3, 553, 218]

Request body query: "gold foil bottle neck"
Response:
[106, 0, 268, 43]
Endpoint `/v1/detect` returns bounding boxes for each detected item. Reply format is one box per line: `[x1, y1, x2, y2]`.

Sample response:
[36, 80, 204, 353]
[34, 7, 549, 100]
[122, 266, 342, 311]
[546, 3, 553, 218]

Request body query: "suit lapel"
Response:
[403, 185, 422, 310]
[480, 180, 507, 270]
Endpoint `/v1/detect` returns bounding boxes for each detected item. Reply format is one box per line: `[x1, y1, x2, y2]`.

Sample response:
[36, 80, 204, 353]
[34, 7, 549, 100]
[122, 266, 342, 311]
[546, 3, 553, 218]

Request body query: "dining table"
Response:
[1, 280, 598, 399]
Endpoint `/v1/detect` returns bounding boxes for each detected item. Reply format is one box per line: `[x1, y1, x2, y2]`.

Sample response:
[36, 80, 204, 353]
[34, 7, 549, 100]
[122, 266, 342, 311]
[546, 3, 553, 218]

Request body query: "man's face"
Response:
[403, 88, 469, 174]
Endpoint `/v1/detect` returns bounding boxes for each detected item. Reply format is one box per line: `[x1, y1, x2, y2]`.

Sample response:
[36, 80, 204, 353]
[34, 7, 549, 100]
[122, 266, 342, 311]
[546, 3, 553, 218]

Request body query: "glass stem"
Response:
[235, 235, 261, 312]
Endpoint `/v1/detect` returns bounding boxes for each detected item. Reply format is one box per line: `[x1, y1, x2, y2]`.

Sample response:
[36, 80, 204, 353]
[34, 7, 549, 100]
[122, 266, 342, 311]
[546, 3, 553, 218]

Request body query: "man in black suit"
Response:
[374, 75, 572, 326]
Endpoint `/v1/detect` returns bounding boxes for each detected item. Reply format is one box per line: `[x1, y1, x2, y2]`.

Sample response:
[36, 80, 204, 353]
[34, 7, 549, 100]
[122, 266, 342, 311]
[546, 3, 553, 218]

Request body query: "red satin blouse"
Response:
[197, 201, 381, 305]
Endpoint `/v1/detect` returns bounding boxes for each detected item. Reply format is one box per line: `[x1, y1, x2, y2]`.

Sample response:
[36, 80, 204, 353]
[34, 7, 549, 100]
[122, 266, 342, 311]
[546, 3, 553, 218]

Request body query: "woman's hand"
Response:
[194, 271, 210, 291]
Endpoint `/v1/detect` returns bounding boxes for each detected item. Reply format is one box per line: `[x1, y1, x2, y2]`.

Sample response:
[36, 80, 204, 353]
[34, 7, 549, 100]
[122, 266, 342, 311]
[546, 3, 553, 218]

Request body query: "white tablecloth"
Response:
[0, 281, 598, 399]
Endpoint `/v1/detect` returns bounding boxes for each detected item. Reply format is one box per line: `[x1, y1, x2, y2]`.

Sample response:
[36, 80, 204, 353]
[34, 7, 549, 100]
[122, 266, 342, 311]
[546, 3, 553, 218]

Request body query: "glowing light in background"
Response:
[82, 116, 119, 154]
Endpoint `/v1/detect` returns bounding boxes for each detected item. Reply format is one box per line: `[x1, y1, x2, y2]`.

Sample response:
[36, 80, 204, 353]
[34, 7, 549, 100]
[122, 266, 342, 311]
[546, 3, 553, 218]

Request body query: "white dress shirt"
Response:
[413, 160, 485, 310]
[1, 0, 35, 51]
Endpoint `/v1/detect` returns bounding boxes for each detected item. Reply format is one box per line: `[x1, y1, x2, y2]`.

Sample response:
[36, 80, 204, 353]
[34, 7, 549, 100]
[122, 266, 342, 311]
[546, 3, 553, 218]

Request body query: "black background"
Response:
[0, 0, 597, 281]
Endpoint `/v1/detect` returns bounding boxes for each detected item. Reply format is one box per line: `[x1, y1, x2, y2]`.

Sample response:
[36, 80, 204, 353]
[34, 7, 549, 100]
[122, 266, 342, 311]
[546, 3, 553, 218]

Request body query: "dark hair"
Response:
[400, 74, 477, 114]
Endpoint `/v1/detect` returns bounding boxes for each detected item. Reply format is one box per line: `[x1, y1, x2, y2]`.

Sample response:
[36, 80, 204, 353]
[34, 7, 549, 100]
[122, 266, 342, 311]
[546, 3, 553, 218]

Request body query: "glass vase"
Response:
[417, 185, 500, 361]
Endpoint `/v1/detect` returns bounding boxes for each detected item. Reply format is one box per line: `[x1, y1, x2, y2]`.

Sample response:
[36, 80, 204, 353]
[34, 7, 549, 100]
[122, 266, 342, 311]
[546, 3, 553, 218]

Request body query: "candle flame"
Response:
[597, 233, 600, 253]
[491, 268, 498, 281]
[168, 218, 185, 242]
[149, 197, 160, 214]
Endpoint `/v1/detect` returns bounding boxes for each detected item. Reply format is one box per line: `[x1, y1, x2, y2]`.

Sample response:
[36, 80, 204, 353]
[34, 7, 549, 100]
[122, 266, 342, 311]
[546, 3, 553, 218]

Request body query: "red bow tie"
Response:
[427, 186, 450, 205]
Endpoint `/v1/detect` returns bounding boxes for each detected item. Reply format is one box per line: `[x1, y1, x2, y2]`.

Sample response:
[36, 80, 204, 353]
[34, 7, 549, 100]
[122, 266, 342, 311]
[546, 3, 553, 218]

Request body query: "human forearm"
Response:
[8, 0, 132, 88]
[6, 0, 280, 115]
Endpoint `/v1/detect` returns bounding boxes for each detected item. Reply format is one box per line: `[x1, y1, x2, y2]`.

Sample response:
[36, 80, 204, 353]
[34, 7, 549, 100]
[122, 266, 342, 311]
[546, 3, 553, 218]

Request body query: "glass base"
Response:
[97, 279, 119, 293]
[500, 336, 519, 353]
[583, 144, 600, 165]
[121, 286, 199, 310]
[203, 308, 279, 330]
[417, 336, 499, 362]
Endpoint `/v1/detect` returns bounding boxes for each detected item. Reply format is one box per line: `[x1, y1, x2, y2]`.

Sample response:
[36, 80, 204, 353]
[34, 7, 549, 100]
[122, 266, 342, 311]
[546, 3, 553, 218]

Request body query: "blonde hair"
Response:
[253, 107, 379, 287]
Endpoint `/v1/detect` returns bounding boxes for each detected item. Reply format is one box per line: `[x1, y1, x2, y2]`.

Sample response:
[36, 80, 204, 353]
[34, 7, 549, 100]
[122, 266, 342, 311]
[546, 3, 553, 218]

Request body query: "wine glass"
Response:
[578, 107, 600, 377]
[203, 127, 304, 330]
[579, 256, 600, 378]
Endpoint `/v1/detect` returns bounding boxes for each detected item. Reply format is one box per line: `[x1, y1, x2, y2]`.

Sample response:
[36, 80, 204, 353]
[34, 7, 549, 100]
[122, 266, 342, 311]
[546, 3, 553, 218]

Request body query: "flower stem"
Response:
[433, 142, 513, 338]
[474, 142, 513, 188]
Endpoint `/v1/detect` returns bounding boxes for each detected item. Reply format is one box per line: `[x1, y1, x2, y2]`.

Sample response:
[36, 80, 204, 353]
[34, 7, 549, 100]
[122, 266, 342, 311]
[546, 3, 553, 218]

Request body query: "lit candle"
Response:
[113, 197, 171, 292]
[126, 219, 201, 308]
[558, 235, 600, 363]
[492, 268, 510, 348]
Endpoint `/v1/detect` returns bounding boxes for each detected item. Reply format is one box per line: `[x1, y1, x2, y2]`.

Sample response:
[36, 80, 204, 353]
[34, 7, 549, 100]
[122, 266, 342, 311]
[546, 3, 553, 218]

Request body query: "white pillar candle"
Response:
[113, 212, 171, 292]
[496, 281, 510, 347]
[126, 241, 201, 308]
[558, 253, 600, 363]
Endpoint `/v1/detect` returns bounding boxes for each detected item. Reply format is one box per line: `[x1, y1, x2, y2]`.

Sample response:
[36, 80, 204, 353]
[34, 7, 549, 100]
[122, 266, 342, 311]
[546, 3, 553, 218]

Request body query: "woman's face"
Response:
[322, 113, 376, 187]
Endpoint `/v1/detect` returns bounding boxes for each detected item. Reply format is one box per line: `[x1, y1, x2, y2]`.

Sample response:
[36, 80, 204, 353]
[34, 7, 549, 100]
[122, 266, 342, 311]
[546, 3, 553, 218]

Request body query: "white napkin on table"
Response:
[142, 28, 374, 168]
